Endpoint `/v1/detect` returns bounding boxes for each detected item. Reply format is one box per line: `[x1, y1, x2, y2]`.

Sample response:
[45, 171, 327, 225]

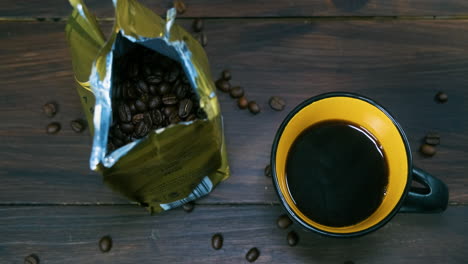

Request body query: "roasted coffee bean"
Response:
[144, 113, 153, 128]
[287, 231, 299, 247]
[150, 109, 164, 126]
[135, 99, 147, 112]
[136, 80, 149, 94]
[192, 18, 203, 32]
[435, 91, 448, 103]
[163, 106, 178, 117]
[118, 103, 132, 122]
[230, 86, 244, 98]
[264, 164, 271, 177]
[126, 86, 138, 99]
[196, 108, 207, 119]
[148, 96, 162, 109]
[146, 75, 162, 85]
[46, 122, 61, 134]
[132, 113, 145, 124]
[174, 0, 186, 14]
[178, 99, 193, 119]
[221, 70, 231, 81]
[238, 96, 248, 109]
[215, 79, 231, 93]
[168, 112, 181, 124]
[112, 137, 124, 147]
[185, 114, 197, 121]
[175, 83, 188, 99]
[162, 94, 178, 105]
[99, 235, 113, 253]
[24, 254, 39, 264]
[120, 123, 134, 134]
[70, 119, 86, 133]
[43, 102, 57, 117]
[269, 96, 286, 111]
[425, 132, 440, 146]
[134, 121, 150, 138]
[277, 214, 292, 229]
[143, 65, 153, 76]
[112, 125, 126, 139]
[140, 93, 150, 103]
[165, 67, 180, 83]
[248, 101, 261, 114]
[181, 75, 189, 84]
[149, 84, 157, 95]
[129, 102, 137, 113]
[420, 144, 436, 157]
[157, 82, 171, 95]
[211, 233, 223, 250]
[183, 201, 194, 212]
[246, 248, 260, 263]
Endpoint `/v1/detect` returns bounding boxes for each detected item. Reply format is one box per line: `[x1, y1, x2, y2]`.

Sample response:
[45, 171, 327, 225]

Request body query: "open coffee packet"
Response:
[66, 0, 229, 213]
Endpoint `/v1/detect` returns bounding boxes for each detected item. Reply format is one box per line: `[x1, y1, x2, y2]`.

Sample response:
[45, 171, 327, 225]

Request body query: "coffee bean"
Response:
[134, 99, 147, 112]
[269, 96, 286, 111]
[126, 86, 138, 99]
[129, 102, 137, 113]
[216, 79, 231, 93]
[435, 91, 448, 103]
[157, 82, 172, 95]
[149, 84, 158, 95]
[112, 137, 124, 147]
[230, 86, 244, 98]
[248, 101, 261, 114]
[192, 18, 203, 32]
[148, 96, 162, 109]
[99, 235, 112, 253]
[163, 106, 178, 117]
[238, 96, 248, 109]
[186, 114, 197, 121]
[46, 122, 61, 134]
[221, 70, 231, 81]
[425, 132, 440, 146]
[264, 164, 271, 177]
[70, 119, 86, 133]
[162, 94, 178, 105]
[150, 109, 164, 126]
[120, 123, 134, 134]
[140, 93, 150, 103]
[420, 144, 436, 157]
[277, 214, 292, 229]
[146, 75, 162, 85]
[287, 231, 299, 247]
[175, 83, 189, 99]
[132, 113, 145, 124]
[43, 102, 57, 117]
[246, 247, 260, 263]
[112, 125, 126, 139]
[174, 0, 186, 14]
[183, 201, 194, 212]
[211, 233, 223, 250]
[24, 254, 39, 264]
[179, 99, 193, 119]
[134, 121, 150, 138]
[168, 112, 182, 124]
[136, 80, 149, 94]
[118, 103, 132, 122]
[165, 67, 180, 83]
[144, 113, 153, 128]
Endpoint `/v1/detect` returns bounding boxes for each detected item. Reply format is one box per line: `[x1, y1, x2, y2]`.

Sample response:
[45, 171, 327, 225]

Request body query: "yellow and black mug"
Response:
[271, 92, 448, 237]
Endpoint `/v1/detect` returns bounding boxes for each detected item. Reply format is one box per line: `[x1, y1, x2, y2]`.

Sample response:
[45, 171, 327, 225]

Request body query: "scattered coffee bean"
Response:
[277, 214, 292, 229]
[264, 164, 271, 177]
[183, 201, 194, 212]
[246, 247, 260, 262]
[46, 122, 61, 134]
[174, 0, 186, 14]
[248, 101, 261, 114]
[24, 254, 39, 264]
[221, 70, 231, 81]
[230, 86, 244, 98]
[425, 132, 440, 146]
[43, 102, 57, 117]
[70, 119, 86, 133]
[99, 235, 112, 253]
[192, 18, 203, 32]
[269, 96, 286, 111]
[238, 96, 248, 109]
[216, 79, 231, 93]
[287, 231, 299, 247]
[420, 144, 436, 157]
[211, 233, 223, 250]
[435, 91, 448, 103]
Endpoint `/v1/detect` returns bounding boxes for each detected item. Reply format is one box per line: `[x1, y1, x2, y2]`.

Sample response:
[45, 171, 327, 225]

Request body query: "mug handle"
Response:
[400, 167, 449, 213]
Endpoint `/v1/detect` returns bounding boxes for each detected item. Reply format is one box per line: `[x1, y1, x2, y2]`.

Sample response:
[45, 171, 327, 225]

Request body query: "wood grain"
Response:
[2, 0, 468, 18]
[1, 20, 467, 205]
[0, 205, 466, 263]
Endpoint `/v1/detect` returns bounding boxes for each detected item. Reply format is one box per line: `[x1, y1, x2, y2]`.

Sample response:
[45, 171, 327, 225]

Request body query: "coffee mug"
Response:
[271, 92, 449, 237]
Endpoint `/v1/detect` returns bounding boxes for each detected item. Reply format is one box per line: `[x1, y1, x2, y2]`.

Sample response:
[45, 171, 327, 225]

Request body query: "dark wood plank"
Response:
[0, 205, 466, 263]
[1, 20, 467, 205]
[2, 0, 468, 18]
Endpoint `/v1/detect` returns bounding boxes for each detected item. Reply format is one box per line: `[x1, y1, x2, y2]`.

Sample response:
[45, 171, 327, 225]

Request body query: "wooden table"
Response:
[1, 1, 467, 263]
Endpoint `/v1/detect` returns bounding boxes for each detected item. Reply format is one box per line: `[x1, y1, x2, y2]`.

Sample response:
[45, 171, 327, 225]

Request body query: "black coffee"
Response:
[286, 120, 388, 227]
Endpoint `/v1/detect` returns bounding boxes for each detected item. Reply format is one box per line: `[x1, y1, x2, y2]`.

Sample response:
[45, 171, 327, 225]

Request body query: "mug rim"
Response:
[270, 92, 413, 238]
